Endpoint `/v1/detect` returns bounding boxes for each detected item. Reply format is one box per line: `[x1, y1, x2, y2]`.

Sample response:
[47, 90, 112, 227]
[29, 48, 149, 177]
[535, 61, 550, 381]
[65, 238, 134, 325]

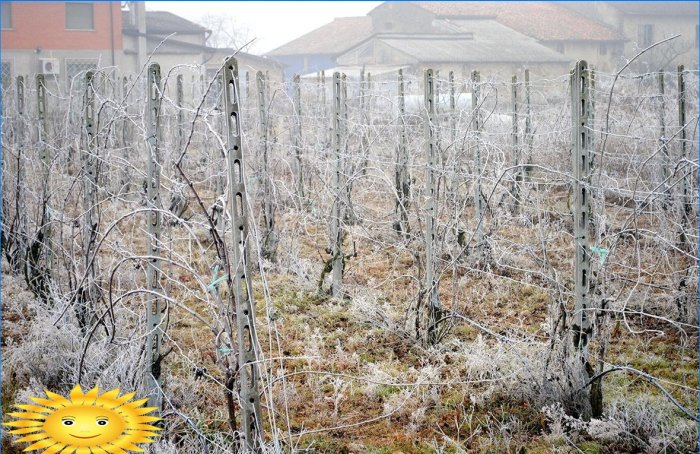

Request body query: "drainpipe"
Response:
[135, 2, 147, 68]
[109, 3, 115, 66]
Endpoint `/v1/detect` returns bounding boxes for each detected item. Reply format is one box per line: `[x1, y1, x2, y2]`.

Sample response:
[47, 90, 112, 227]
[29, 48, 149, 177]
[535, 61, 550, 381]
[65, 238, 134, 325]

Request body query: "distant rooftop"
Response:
[359, 20, 571, 64]
[267, 16, 373, 56]
[608, 1, 698, 15]
[122, 10, 210, 35]
[414, 2, 625, 42]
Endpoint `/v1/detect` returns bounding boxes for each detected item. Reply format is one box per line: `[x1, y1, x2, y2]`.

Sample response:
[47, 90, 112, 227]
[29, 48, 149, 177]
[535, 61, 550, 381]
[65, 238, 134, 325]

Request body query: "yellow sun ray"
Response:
[16, 404, 53, 413]
[25, 438, 58, 450]
[5, 385, 161, 453]
[30, 397, 66, 408]
[16, 432, 50, 443]
[42, 443, 67, 454]
[8, 411, 49, 420]
[4, 420, 44, 427]
[7, 427, 44, 435]
[44, 391, 71, 406]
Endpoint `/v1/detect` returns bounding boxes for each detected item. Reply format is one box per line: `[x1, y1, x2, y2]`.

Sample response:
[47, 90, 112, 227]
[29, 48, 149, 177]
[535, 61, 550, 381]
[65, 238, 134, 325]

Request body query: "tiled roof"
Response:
[122, 11, 209, 34]
[266, 16, 373, 56]
[609, 1, 698, 16]
[351, 20, 570, 64]
[415, 2, 625, 42]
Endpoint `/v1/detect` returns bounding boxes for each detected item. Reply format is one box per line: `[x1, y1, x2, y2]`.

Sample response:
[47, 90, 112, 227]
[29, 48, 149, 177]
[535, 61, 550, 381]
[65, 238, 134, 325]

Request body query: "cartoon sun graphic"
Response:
[3, 384, 162, 453]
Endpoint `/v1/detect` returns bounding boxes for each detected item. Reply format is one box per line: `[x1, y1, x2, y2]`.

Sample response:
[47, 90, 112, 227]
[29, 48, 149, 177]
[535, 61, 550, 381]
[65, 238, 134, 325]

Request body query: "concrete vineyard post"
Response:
[395, 69, 410, 238]
[570, 61, 593, 353]
[145, 63, 164, 413]
[81, 71, 99, 330]
[657, 70, 671, 206]
[222, 57, 263, 451]
[15, 76, 28, 274]
[472, 71, 484, 258]
[424, 69, 441, 345]
[292, 74, 304, 204]
[524, 69, 533, 182]
[511, 74, 521, 212]
[330, 72, 345, 298]
[677, 65, 691, 248]
[37, 74, 54, 282]
[257, 71, 277, 262]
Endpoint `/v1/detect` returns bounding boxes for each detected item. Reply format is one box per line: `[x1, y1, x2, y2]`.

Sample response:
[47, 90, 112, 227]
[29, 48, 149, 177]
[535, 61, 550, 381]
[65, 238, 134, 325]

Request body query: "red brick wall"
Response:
[1, 2, 122, 50]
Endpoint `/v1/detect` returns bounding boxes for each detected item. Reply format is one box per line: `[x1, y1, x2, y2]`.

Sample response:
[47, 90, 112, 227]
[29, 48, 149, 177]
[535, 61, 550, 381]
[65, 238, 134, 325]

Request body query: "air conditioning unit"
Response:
[39, 58, 60, 75]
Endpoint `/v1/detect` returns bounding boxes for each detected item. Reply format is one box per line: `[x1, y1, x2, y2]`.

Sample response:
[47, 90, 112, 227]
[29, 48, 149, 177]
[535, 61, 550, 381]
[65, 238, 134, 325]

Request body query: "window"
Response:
[555, 42, 565, 53]
[638, 24, 654, 48]
[65, 2, 94, 30]
[1, 61, 11, 91]
[599, 43, 607, 56]
[1, 3, 12, 29]
[696, 24, 698, 48]
[66, 59, 97, 90]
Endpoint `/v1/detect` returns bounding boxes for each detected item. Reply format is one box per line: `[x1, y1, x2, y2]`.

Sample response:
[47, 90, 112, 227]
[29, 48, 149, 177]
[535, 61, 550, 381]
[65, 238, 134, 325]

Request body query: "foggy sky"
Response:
[146, 1, 383, 54]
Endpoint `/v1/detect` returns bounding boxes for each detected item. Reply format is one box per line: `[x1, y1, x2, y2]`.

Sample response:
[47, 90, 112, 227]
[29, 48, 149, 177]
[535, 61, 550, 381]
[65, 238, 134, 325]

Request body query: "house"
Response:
[120, 3, 283, 102]
[266, 16, 374, 77]
[0, 2, 282, 101]
[411, 2, 626, 72]
[1, 2, 123, 90]
[266, 1, 625, 80]
[562, 1, 699, 70]
[336, 18, 571, 79]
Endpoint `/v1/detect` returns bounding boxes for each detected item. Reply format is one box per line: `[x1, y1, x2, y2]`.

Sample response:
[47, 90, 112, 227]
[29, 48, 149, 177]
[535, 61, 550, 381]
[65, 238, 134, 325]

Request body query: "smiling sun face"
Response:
[3, 384, 161, 453]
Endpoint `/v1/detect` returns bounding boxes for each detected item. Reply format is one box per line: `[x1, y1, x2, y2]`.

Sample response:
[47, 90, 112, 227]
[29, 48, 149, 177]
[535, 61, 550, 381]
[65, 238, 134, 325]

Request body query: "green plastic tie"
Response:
[208, 265, 228, 291]
[591, 246, 609, 265]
